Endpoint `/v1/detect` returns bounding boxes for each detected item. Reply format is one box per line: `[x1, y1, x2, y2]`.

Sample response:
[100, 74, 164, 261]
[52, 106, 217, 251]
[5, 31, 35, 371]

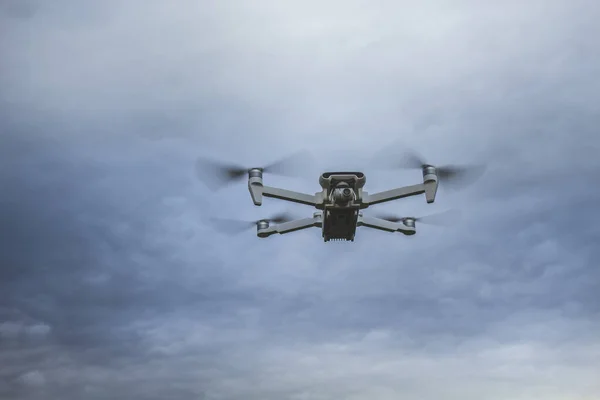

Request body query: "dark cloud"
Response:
[0, 0, 36, 19]
[1, 0, 600, 399]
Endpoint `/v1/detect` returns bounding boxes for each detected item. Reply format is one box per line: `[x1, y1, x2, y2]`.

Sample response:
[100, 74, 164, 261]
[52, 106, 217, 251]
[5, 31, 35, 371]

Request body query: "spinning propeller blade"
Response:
[195, 150, 313, 190]
[374, 209, 461, 226]
[207, 212, 296, 235]
[375, 144, 486, 189]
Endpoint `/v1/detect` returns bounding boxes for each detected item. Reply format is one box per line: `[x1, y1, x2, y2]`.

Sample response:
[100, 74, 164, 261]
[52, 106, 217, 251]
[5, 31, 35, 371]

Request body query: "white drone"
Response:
[196, 150, 484, 242]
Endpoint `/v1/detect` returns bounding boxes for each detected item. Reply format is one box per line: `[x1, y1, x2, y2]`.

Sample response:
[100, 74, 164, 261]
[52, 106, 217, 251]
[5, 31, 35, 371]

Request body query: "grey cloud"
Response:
[0, 321, 50, 339]
[0, 0, 36, 19]
[17, 371, 45, 387]
[2, 0, 600, 399]
[0, 322, 22, 339]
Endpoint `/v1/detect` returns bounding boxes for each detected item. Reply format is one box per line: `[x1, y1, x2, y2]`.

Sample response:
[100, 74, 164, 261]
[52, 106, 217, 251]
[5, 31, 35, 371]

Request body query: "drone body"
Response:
[197, 149, 481, 242]
[249, 168, 438, 242]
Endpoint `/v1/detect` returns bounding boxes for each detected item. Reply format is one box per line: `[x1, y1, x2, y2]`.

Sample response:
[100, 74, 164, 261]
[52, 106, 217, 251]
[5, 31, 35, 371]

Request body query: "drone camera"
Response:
[331, 183, 355, 205]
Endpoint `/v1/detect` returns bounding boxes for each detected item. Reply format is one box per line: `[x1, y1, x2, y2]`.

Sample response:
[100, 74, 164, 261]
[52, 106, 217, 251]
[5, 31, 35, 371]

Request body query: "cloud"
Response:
[0, 322, 22, 339]
[0, 321, 50, 339]
[17, 371, 45, 387]
[1, 0, 599, 399]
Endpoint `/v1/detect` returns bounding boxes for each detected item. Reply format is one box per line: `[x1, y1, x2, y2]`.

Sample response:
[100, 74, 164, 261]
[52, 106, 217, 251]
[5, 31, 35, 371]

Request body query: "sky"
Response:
[1, 0, 599, 399]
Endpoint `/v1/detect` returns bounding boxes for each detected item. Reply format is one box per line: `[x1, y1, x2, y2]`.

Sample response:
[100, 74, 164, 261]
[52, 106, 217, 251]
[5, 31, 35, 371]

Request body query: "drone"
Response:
[196, 149, 484, 242]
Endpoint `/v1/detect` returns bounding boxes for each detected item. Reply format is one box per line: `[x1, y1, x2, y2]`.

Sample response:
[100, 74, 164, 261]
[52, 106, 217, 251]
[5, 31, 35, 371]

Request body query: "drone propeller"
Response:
[207, 212, 296, 235]
[374, 209, 461, 226]
[375, 145, 486, 189]
[195, 150, 312, 190]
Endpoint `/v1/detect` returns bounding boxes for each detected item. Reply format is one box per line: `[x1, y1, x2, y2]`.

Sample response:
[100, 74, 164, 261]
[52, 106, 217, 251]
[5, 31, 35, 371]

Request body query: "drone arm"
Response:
[362, 180, 437, 207]
[263, 186, 320, 206]
[357, 215, 415, 235]
[258, 214, 323, 238]
[249, 180, 320, 206]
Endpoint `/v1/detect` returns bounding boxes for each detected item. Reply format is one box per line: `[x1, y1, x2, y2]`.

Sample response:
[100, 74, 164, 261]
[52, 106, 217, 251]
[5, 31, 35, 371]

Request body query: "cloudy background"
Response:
[1, 0, 600, 399]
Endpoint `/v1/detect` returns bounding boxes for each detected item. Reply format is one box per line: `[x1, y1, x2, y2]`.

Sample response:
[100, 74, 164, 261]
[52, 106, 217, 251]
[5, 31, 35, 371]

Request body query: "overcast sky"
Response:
[1, 1, 600, 399]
